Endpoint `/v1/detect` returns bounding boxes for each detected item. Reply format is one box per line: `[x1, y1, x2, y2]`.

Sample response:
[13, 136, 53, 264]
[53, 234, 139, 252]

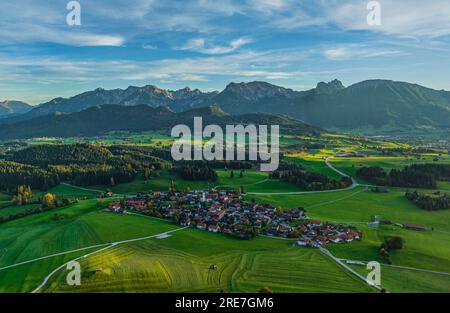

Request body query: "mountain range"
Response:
[0, 104, 321, 140]
[3, 85, 217, 121]
[1, 79, 450, 137]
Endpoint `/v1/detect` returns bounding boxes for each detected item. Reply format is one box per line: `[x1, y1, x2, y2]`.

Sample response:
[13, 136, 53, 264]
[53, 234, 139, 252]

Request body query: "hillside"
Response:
[0, 101, 32, 117]
[0, 104, 321, 140]
[208, 80, 450, 132]
[292, 80, 450, 131]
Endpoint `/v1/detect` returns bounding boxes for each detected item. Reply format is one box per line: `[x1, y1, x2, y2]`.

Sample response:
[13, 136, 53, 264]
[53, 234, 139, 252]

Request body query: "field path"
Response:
[60, 182, 126, 198]
[32, 226, 188, 293]
[214, 178, 269, 189]
[247, 157, 360, 195]
[60, 183, 105, 193]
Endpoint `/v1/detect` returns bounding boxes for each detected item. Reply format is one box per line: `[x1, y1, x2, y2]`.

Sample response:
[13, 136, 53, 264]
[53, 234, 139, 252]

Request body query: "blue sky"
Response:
[1, 0, 450, 105]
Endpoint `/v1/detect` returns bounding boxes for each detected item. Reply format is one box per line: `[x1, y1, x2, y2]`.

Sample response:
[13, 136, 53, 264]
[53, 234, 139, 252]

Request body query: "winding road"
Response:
[247, 156, 360, 195]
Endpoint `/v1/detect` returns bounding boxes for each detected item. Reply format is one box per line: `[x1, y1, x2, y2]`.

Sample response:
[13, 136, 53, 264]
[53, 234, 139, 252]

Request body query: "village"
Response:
[104, 190, 362, 247]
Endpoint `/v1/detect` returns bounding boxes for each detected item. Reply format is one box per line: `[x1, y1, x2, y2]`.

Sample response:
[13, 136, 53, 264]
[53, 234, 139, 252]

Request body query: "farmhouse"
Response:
[208, 224, 220, 233]
[403, 224, 426, 231]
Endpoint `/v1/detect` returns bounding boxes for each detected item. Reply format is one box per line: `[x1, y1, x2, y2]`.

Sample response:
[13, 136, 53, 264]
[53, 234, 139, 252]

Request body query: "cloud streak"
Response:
[324, 44, 403, 60]
[178, 37, 252, 54]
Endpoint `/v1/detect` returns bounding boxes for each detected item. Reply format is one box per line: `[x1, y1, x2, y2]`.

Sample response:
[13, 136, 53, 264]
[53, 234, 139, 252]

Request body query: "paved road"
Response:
[319, 247, 384, 292]
[339, 258, 450, 277]
[247, 157, 360, 195]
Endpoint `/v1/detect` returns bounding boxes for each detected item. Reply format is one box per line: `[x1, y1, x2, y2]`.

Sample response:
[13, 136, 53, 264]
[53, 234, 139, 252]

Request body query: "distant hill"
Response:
[3, 79, 450, 133]
[0, 104, 321, 140]
[0, 101, 32, 117]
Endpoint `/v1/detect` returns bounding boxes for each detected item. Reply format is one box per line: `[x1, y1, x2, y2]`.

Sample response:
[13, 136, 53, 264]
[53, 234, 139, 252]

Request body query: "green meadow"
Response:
[1, 133, 450, 293]
[0, 198, 373, 293]
[40, 227, 373, 293]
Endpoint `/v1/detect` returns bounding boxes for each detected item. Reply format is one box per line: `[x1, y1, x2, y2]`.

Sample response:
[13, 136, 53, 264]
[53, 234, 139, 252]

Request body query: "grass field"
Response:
[252, 187, 450, 276]
[347, 263, 450, 293]
[40, 227, 373, 293]
[0, 203, 41, 219]
[47, 184, 101, 198]
[286, 155, 342, 180]
[1, 135, 450, 293]
[0, 199, 375, 293]
[0, 200, 179, 293]
[26, 131, 174, 147]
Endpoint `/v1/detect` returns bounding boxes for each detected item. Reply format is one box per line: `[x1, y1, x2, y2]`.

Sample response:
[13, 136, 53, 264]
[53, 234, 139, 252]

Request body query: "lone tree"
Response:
[383, 236, 404, 250]
[169, 179, 176, 193]
[42, 193, 56, 208]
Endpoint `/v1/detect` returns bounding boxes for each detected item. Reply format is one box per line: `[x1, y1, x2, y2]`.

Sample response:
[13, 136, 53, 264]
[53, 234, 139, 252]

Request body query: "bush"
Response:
[384, 236, 404, 250]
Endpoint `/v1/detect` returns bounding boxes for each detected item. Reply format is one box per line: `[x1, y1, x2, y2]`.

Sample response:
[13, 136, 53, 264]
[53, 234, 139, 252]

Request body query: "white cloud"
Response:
[249, 0, 290, 14]
[324, 44, 403, 60]
[1, 0, 450, 50]
[0, 1, 126, 47]
[142, 43, 158, 50]
[178, 37, 252, 54]
[0, 24, 125, 47]
[0, 47, 308, 101]
[330, 0, 450, 38]
[266, 0, 450, 39]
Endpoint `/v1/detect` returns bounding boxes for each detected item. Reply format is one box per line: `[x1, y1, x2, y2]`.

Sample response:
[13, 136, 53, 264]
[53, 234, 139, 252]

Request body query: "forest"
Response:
[356, 164, 450, 189]
[173, 163, 219, 182]
[0, 144, 170, 192]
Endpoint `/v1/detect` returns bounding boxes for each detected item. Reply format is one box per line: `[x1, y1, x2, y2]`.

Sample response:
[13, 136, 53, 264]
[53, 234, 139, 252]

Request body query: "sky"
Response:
[1, 0, 450, 105]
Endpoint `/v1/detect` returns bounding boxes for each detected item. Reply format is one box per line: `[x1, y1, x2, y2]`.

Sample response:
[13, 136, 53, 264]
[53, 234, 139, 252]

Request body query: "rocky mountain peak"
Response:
[315, 79, 345, 94]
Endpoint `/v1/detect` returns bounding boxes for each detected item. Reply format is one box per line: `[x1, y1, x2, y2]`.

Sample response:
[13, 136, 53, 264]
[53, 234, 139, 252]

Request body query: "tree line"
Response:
[406, 191, 450, 211]
[270, 162, 352, 191]
[355, 164, 450, 189]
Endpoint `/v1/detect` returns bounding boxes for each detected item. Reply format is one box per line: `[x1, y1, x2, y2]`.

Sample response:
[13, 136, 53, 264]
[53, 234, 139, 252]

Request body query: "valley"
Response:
[0, 130, 449, 293]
